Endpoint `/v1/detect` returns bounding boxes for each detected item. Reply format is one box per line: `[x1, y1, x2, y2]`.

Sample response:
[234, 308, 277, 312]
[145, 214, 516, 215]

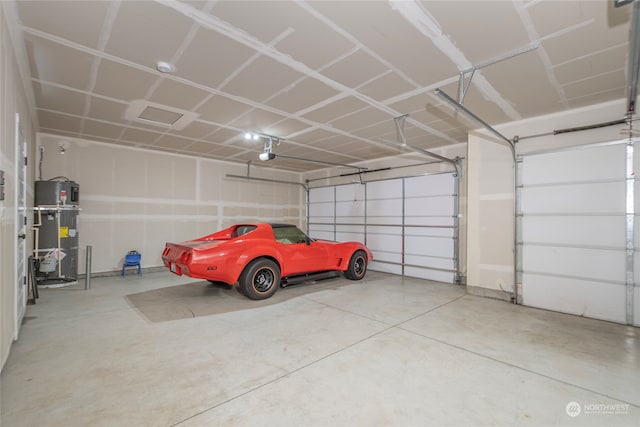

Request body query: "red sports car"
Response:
[161, 223, 373, 300]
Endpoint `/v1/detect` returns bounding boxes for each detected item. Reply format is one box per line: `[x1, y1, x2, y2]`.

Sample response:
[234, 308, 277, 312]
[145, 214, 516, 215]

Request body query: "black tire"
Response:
[239, 258, 281, 300]
[344, 250, 367, 280]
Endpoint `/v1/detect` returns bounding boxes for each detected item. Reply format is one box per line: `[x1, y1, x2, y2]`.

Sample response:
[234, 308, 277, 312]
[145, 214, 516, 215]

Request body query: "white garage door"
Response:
[308, 172, 458, 283]
[519, 141, 638, 325]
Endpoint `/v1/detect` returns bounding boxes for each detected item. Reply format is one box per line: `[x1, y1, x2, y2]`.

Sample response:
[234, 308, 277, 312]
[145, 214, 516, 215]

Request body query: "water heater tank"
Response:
[35, 180, 79, 206]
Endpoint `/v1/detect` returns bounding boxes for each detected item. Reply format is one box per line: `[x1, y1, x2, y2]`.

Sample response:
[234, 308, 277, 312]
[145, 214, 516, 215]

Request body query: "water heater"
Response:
[34, 180, 80, 284]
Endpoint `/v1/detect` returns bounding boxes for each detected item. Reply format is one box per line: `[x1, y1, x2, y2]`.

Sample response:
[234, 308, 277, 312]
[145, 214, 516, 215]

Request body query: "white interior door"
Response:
[14, 114, 27, 339]
[519, 142, 632, 324]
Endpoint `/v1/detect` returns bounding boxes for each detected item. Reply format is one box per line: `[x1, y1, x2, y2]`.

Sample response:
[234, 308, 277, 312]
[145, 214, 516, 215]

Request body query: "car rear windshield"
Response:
[272, 226, 308, 244]
[232, 225, 257, 238]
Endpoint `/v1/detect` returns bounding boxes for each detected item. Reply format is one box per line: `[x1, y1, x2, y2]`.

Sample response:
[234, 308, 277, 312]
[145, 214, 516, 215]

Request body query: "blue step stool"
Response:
[122, 250, 142, 276]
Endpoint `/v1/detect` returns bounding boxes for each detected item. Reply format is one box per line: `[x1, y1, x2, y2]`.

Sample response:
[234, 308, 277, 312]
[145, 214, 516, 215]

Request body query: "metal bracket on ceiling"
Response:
[435, 89, 515, 158]
[393, 114, 460, 176]
[394, 114, 409, 146]
[458, 68, 476, 105]
[456, 42, 539, 106]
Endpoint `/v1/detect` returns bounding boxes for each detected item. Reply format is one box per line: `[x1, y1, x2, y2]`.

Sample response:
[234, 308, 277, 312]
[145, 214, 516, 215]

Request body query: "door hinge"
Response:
[24, 157, 28, 166]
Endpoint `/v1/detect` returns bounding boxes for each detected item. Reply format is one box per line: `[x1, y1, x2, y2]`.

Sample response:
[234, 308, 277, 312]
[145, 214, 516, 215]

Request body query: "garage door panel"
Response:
[367, 233, 402, 252]
[405, 235, 454, 257]
[309, 201, 334, 217]
[309, 172, 457, 284]
[523, 216, 625, 248]
[370, 250, 402, 263]
[405, 195, 455, 217]
[335, 184, 365, 201]
[309, 223, 333, 241]
[405, 174, 454, 197]
[336, 200, 365, 218]
[367, 225, 400, 235]
[310, 230, 334, 240]
[309, 187, 334, 203]
[405, 216, 455, 227]
[367, 180, 402, 199]
[335, 216, 364, 225]
[521, 182, 625, 214]
[404, 266, 455, 283]
[368, 216, 403, 225]
[309, 223, 333, 233]
[336, 232, 365, 243]
[523, 245, 625, 283]
[522, 273, 626, 324]
[522, 144, 625, 185]
[405, 227, 455, 238]
[405, 254, 454, 270]
[520, 143, 633, 324]
[368, 199, 402, 218]
[336, 224, 364, 234]
[632, 252, 640, 283]
[369, 261, 402, 275]
[336, 224, 364, 243]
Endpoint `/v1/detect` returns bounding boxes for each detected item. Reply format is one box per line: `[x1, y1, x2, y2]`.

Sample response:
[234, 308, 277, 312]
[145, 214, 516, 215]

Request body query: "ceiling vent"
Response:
[125, 100, 199, 130]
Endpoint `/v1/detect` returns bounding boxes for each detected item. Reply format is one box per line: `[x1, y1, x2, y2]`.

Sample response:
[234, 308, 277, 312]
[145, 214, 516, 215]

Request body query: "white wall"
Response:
[1, 6, 36, 369]
[38, 134, 305, 274]
[467, 99, 628, 299]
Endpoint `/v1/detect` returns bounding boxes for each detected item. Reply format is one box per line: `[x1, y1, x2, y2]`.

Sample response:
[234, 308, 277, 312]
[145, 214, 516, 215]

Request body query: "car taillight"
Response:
[181, 252, 192, 264]
[162, 247, 170, 257]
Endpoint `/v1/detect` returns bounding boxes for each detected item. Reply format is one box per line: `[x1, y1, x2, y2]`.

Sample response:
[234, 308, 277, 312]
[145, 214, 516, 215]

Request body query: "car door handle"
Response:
[18, 233, 26, 240]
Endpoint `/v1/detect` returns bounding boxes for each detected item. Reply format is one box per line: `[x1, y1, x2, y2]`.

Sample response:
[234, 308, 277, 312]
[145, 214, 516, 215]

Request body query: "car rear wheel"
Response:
[240, 258, 281, 300]
[345, 250, 367, 280]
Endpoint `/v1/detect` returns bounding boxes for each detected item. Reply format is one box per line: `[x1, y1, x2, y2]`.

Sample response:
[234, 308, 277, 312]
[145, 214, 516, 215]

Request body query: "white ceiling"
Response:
[5, 0, 635, 171]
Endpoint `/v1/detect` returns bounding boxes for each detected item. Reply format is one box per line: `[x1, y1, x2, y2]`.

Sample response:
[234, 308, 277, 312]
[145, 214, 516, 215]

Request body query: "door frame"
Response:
[14, 113, 27, 339]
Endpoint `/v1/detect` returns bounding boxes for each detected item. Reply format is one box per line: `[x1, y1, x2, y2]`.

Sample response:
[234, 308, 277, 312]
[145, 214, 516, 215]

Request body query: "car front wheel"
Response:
[345, 250, 367, 280]
[240, 258, 281, 300]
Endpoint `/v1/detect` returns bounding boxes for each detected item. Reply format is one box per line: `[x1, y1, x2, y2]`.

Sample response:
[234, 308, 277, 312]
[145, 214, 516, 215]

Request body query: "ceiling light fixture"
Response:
[242, 131, 282, 161]
[242, 131, 367, 170]
[244, 132, 262, 141]
[156, 61, 175, 73]
[260, 135, 279, 162]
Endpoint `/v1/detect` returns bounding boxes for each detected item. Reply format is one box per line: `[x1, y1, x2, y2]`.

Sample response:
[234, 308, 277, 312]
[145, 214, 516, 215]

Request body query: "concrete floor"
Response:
[1, 271, 639, 427]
